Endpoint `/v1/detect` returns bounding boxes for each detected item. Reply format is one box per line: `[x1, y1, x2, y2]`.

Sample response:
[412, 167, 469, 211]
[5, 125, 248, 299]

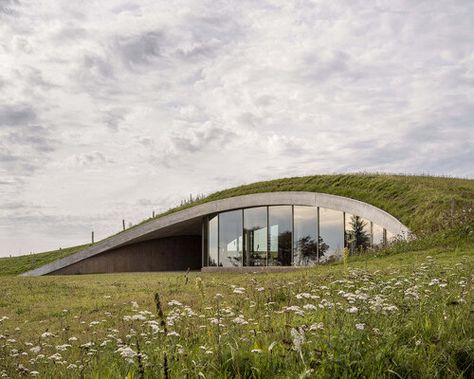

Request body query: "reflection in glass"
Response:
[319, 208, 344, 262]
[207, 215, 218, 266]
[244, 207, 267, 266]
[362, 217, 372, 246]
[372, 223, 384, 247]
[344, 214, 371, 255]
[268, 206, 292, 266]
[344, 213, 353, 249]
[205, 204, 394, 268]
[293, 206, 318, 266]
[219, 210, 242, 267]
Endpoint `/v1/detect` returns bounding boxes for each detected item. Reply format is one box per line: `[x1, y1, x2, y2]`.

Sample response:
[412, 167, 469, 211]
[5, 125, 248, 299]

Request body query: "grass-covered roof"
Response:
[2, 173, 473, 275]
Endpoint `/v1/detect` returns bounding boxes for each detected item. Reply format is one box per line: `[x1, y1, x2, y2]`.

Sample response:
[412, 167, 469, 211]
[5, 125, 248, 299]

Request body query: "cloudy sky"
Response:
[1, 0, 473, 256]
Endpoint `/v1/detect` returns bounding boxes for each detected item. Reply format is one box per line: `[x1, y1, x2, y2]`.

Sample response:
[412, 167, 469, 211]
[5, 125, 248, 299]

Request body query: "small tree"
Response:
[347, 215, 371, 255]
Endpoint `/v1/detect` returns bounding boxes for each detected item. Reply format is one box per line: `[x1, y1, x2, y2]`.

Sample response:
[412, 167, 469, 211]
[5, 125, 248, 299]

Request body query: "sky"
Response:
[1, 0, 473, 256]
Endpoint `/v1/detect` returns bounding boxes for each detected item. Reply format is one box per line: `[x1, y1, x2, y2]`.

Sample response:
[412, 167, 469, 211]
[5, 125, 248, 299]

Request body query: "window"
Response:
[319, 208, 344, 262]
[218, 210, 243, 267]
[372, 223, 384, 248]
[204, 202, 392, 267]
[293, 206, 318, 266]
[207, 215, 218, 266]
[268, 206, 292, 266]
[344, 214, 371, 254]
[243, 207, 267, 266]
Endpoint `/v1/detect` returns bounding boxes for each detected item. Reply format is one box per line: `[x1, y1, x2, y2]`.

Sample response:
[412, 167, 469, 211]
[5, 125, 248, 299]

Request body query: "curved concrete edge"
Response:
[21, 191, 410, 276]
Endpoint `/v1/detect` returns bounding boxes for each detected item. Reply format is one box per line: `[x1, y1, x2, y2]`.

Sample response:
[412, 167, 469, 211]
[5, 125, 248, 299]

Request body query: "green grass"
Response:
[3, 173, 473, 276]
[1, 175, 472, 377]
[155, 173, 474, 231]
[0, 245, 88, 276]
[0, 246, 472, 378]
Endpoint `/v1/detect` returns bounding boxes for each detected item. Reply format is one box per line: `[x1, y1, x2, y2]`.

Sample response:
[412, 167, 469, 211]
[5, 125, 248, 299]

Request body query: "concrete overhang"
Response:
[21, 192, 410, 276]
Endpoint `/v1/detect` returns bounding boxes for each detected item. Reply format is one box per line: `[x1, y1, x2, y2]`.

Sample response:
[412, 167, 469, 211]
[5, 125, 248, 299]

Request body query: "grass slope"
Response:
[0, 245, 88, 276]
[2, 174, 473, 276]
[189, 174, 474, 233]
[0, 246, 472, 378]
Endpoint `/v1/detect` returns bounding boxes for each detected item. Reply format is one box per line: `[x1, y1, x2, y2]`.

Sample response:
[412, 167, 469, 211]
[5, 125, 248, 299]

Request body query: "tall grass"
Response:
[0, 245, 88, 276]
[0, 246, 472, 378]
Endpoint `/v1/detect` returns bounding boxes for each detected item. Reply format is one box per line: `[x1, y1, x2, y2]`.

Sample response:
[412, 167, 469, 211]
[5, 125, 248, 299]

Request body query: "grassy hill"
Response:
[172, 173, 474, 234]
[0, 174, 473, 377]
[2, 174, 473, 276]
[0, 245, 88, 276]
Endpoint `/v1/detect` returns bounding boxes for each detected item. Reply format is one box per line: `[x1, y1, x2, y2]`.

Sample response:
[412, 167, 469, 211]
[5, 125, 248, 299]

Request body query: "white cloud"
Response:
[0, 0, 473, 255]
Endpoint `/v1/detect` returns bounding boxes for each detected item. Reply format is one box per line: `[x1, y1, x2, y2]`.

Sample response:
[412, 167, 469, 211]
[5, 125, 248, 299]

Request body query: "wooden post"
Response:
[91, 231, 94, 244]
[152, 211, 155, 218]
[122, 219, 125, 231]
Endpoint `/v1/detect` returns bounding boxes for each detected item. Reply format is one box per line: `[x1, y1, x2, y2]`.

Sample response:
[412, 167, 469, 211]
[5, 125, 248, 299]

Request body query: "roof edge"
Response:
[21, 191, 410, 276]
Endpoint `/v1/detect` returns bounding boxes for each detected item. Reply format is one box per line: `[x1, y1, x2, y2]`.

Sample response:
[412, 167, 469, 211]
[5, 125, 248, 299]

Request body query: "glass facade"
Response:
[268, 206, 292, 266]
[205, 205, 395, 267]
[319, 208, 344, 262]
[293, 206, 318, 266]
[345, 213, 386, 252]
[372, 223, 384, 247]
[218, 210, 242, 267]
[244, 207, 268, 266]
[207, 215, 218, 266]
[361, 217, 372, 247]
[344, 213, 353, 250]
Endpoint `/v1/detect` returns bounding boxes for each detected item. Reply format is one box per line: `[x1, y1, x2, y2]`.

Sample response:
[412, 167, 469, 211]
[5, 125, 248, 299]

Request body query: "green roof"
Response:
[158, 173, 474, 233]
[2, 173, 473, 275]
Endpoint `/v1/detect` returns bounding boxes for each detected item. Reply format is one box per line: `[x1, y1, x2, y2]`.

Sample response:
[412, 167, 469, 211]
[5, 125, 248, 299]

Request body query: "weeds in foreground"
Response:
[0, 250, 473, 378]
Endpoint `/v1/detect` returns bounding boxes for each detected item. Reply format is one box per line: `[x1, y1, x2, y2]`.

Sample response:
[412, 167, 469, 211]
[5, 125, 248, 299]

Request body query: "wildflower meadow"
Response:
[0, 247, 472, 378]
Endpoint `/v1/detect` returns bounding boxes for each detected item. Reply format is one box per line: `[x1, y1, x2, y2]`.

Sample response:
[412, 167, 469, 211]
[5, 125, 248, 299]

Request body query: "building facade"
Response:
[203, 205, 395, 269]
[21, 192, 409, 276]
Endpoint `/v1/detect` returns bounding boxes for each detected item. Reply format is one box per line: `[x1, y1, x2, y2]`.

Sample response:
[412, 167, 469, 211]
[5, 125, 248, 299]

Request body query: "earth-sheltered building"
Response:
[21, 191, 409, 276]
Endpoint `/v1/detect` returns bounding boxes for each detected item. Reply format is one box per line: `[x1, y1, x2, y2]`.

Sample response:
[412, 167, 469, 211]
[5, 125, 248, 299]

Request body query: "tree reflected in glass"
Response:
[295, 235, 329, 265]
[346, 215, 370, 255]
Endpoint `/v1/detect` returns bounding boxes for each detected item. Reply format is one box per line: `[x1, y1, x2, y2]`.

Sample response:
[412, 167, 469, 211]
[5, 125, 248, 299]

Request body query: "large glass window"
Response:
[204, 203, 394, 267]
[293, 206, 318, 266]
[344, 213, 372, 254]
[319, 208, 344, 262]
[362, 217, 372, 247]
[244, 207, 267, 266]
[372, 223, 384, 248]
[218, 210, 243, 267]
[207, 215, 218, 266]
[344, 213, 353, 249]
[268, 206, 292, 266]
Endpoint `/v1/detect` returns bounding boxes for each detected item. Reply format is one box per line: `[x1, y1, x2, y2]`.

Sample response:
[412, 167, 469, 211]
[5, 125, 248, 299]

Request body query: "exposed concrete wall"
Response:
[22, 192, 411, 276]
[48, 236, 201, 275]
